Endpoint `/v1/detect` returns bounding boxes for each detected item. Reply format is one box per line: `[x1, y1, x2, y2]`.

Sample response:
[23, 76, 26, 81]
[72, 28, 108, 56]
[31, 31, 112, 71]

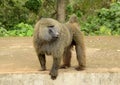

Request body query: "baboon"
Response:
[33, 14, 86, 80]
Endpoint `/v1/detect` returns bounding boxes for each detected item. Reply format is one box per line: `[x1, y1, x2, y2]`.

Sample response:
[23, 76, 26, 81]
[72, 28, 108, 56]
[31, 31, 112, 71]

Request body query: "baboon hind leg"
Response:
[74, 31, 86, 70]
[60, 47, 72, 68]
[75, 45, 86, 70]
[37, 53, 46, 71]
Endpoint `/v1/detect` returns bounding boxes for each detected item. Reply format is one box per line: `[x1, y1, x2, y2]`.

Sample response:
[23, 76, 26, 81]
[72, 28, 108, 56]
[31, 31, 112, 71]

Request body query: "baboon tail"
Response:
[69, 14, 78, 23]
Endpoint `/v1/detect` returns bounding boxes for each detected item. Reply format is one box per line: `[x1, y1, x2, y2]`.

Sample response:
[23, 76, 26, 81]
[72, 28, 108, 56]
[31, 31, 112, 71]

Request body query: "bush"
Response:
[81, 2, 120, 35]
[0, 23, 33, 37]
[66, 3, 83, 20]
[8, 23, 33, 37]
[25, 0, 42, 14]
[0, 0, 29, 30]
[0, 27, 8, 37]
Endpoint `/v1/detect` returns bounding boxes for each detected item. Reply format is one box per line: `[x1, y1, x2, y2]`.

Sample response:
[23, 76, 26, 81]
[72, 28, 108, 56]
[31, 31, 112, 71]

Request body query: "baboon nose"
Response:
[55, 33, 59, 38]
[53, 33, 59, 39]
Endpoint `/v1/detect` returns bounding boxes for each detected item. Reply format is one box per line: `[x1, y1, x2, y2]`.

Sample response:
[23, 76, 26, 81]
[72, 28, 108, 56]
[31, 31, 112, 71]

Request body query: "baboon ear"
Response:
[69, 14, 78, 23]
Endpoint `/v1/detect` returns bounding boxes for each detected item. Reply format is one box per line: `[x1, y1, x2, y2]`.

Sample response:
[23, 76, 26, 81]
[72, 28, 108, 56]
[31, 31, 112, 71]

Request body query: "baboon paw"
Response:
[60, 64, 70, 69]
[60, 65, 66, 69]
[49, 72, 58, 80]
[40, 69, 46, 71]
[51, 75, 57, 80]
[40, 68, 46, 71]
[75, 66, 85, 71]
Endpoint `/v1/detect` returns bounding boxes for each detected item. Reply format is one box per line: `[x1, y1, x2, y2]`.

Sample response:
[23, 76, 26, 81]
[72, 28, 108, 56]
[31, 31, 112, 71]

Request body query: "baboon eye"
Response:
[48, 25, 54, 28]
[49, 28, 53, 33]
[48, 25, 55, 33]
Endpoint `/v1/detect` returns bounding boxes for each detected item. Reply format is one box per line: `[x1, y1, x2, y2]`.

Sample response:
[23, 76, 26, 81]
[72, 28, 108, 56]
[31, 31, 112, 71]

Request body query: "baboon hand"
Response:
[49, 70, 58, 80]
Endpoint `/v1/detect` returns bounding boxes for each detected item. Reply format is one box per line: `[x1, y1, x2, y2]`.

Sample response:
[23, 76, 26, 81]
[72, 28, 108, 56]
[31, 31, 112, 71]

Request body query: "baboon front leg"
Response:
[60, 47, 72, 68]
[37, 54, 46, 71]
[50, 57, 61, 80]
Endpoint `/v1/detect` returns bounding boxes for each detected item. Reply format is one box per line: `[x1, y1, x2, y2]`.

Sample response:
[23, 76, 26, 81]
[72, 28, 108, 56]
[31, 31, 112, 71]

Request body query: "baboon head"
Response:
[38, 18, 61, 42]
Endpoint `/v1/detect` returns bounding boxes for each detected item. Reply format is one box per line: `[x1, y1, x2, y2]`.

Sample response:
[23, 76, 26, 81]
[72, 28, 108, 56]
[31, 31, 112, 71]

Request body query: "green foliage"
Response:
[39, 0, 56, 18]
[66, 4, 83, 19]
[0, 27, 8, 37]
[81, 2, 120, 35]
[66, 0, 110, 19]
[0, 0, 29, 30]
[97, 2, 120, 30]
[0, 0, 120, 36]
[0, 23, 33, 37]
[99, 26, 112, 35]
[25, 0, 42, 14]
[9, 23, 33, 36]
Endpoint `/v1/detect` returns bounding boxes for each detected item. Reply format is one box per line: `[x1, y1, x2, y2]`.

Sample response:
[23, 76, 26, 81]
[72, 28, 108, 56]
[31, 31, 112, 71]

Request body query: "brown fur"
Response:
[61, 14, 86, 69]
[33, 14, 86, 80]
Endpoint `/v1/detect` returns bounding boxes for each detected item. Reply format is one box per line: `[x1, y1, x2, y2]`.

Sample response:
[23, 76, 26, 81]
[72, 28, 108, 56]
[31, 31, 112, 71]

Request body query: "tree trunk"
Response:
[56, 0, 66, 23]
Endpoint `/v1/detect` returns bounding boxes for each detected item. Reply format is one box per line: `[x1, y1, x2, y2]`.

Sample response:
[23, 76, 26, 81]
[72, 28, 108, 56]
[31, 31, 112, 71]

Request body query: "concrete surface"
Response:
[0, 36, 120, 85]
[0, 72, 120, 85]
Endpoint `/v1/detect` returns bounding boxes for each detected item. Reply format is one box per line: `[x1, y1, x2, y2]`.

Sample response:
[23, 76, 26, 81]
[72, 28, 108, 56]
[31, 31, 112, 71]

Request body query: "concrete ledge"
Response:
[0, 69, 120, 85]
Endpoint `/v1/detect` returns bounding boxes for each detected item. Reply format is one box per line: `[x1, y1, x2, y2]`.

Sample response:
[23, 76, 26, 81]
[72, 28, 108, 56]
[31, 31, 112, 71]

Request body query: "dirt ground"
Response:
[0, 36, 120, 73]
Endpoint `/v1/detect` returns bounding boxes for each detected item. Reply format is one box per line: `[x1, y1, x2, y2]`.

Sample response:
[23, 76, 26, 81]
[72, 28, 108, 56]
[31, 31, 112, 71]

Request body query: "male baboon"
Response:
[33, 14, 86, 80]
